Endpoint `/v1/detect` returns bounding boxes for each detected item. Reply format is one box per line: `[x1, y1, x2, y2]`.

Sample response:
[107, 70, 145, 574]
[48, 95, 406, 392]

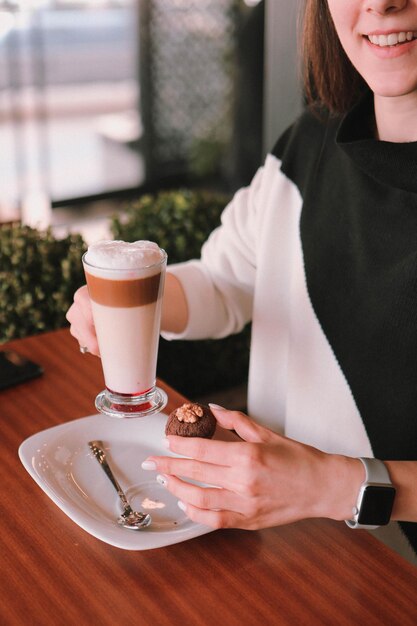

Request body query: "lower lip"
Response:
[365, 36, 417, 58]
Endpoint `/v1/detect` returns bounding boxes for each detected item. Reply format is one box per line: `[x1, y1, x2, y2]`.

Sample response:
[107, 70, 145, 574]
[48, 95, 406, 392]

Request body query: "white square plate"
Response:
[18, 412, 212, 550]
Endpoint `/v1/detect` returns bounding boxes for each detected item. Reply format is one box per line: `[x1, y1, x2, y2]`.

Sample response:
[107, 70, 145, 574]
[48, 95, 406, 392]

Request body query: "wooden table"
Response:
[1, 329, 416, 625]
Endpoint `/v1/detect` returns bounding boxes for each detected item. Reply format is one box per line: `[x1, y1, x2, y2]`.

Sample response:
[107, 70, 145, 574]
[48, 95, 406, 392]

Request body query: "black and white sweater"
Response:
[164, 93, 417, 562]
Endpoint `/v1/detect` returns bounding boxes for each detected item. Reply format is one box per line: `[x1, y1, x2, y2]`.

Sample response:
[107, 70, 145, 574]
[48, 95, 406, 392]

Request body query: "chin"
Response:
[366, 75, 417, 99]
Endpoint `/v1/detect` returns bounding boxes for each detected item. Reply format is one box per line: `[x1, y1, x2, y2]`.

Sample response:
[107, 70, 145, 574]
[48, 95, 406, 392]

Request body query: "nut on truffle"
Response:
[165, 402, 216, 438]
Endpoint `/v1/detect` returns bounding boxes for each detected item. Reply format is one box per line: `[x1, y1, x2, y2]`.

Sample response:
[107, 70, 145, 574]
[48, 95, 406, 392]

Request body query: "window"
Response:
[0, 0, 264, 221]
[0, 0, 141, 217]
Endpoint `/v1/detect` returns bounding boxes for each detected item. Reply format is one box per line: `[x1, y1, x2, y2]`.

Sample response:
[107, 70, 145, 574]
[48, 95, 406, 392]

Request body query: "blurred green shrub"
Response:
[112, 189, 250, 398]
[0, 223, 87, 343]
[112, 188, 228, 262]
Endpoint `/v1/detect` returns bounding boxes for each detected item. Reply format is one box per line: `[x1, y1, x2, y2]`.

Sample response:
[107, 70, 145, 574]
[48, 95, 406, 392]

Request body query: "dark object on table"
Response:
[0, 351, 43, 390]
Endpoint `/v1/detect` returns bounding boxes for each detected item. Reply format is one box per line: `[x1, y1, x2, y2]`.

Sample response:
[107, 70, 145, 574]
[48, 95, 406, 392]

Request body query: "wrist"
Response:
[316, 453, 365, 521]
[384, 460, 417, 522]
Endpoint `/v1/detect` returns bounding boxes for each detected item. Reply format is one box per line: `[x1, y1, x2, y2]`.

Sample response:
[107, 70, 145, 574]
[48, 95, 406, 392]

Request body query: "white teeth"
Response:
[368, 31, 416, 46]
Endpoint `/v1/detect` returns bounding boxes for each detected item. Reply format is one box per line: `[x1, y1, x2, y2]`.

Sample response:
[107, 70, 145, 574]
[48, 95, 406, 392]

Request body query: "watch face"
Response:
[357, 486, 396, 526]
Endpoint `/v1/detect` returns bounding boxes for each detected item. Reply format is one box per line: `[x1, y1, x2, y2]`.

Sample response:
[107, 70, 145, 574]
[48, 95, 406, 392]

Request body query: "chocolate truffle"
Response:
[165, 402, 216, 439]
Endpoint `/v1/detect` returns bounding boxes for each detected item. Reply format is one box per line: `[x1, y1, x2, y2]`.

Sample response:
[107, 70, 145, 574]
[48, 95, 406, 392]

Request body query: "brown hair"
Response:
[301, 0, 368, 115]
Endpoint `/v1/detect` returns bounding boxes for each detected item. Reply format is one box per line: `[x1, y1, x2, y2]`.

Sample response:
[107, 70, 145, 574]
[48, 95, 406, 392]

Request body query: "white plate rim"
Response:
[18, 412, 212, 550]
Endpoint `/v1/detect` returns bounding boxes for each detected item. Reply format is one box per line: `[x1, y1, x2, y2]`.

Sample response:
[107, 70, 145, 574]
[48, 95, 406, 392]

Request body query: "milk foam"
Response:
[84, 240, 165, 279]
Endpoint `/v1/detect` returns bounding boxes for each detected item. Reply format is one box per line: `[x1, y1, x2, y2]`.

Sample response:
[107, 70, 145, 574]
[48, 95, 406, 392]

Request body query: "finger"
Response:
[67, 304, 100, 356]
[159, 474, 246, 514]
[66, 287, 100, 356]
[165, 435, 245, 467]
[66, 286, 94, 331]
[142, 456, 235, 491]
[73, 285, 94, 325]
[209, 405, 278, 444]
[177, 500, 247, 530]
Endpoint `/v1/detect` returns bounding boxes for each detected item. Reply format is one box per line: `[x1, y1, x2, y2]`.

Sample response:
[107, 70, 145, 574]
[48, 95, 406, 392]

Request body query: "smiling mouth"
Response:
[367, 31, 417, 47]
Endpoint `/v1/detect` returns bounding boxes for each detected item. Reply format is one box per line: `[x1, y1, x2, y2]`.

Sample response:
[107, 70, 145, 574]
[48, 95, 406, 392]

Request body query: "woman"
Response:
[67, 0, 417, 564]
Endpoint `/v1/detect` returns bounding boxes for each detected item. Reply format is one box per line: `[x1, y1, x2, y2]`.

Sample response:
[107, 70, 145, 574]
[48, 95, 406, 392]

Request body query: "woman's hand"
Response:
[66, 285, 100, 356]
[142, 406, 364, 530]
[66, 273, 188, 355]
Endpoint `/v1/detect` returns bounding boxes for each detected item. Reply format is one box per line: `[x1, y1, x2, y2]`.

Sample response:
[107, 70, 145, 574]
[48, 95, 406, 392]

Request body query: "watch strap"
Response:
[359, 457, 391, 484]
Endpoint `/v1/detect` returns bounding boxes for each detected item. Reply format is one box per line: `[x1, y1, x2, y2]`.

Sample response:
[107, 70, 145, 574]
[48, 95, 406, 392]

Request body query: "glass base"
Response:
[95, 386, 168, 418]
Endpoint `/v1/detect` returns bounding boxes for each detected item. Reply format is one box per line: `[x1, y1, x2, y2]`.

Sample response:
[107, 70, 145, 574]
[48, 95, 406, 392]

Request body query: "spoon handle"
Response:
[88, 440, 132, 513]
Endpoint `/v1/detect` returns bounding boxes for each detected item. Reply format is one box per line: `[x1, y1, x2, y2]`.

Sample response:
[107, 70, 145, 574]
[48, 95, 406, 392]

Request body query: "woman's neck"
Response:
[374, 92, 417, 143]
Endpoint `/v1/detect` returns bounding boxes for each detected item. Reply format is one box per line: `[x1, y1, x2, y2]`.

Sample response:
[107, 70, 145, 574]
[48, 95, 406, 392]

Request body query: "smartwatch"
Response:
[345, 457, 396, 530]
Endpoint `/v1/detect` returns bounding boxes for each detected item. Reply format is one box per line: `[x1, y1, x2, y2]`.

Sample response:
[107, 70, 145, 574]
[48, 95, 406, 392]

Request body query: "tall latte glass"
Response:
[83, 240, 167, 418]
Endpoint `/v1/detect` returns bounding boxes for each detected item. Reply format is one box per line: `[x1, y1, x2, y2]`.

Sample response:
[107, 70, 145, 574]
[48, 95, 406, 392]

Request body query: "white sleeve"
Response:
[162, 166, 263, 341]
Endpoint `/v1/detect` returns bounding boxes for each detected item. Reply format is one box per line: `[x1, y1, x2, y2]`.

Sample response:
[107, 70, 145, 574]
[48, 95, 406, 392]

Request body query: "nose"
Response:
[364, 0, 407, 15]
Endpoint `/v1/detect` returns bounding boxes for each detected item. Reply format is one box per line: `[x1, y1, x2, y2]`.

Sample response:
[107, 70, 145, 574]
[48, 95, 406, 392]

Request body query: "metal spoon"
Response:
[88, 440, 151, 530]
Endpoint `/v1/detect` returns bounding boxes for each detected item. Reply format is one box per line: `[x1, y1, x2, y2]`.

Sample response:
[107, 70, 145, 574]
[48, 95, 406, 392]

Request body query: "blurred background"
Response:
[0, 0, 301, 236]
[0, 0, 302, 403]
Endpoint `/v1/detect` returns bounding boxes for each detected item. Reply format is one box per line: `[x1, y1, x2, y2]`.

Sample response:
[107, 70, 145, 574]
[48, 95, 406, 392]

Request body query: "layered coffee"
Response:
[83, 240, 166, 396]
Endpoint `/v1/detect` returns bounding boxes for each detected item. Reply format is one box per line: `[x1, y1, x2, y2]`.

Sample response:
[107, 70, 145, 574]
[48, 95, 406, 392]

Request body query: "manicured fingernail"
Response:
[156, 474, 168, 487]
[162, 437, 170, 449]
[141, 460, 157, 470]
[209, 403, 226, 411]
[177, 500, 187, 512]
